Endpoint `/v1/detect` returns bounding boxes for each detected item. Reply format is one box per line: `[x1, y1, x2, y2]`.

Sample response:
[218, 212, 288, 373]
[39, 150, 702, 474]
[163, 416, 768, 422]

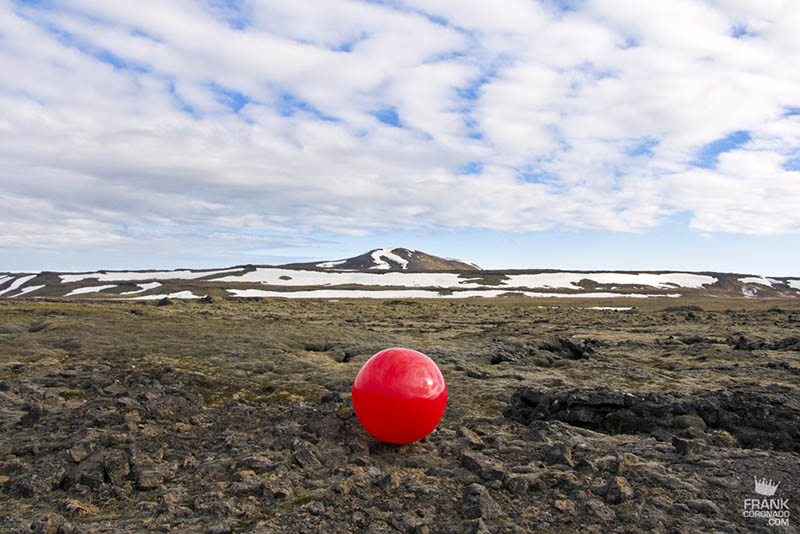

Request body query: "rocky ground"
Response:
[0, 296, 798, 533]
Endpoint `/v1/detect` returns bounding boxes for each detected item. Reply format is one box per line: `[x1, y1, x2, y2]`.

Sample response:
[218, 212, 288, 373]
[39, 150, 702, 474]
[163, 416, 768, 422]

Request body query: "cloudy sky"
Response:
[2, 0, 799, 274]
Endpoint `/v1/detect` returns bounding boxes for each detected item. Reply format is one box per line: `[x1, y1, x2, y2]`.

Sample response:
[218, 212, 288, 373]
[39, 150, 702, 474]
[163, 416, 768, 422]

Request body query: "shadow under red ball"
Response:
[352, 348, 447, 444]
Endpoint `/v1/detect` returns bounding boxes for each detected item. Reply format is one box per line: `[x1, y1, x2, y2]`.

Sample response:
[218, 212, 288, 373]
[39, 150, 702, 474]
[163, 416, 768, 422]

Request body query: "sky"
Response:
[1, 0, 800, 275]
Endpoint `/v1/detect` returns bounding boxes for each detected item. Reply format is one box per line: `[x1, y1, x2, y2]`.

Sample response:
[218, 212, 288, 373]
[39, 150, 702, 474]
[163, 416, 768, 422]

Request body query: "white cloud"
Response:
[1, 0, 799, 267]
[669, 150, 800, 234]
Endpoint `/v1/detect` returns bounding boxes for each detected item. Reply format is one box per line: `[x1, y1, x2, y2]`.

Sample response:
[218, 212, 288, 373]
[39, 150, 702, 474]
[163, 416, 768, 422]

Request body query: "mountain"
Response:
[281, 248, 483, 272]
[2, 258, 800, 300]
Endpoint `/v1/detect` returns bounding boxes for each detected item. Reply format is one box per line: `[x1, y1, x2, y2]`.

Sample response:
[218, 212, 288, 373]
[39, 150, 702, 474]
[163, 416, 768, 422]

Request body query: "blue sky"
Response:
[1, 1, 800, 275]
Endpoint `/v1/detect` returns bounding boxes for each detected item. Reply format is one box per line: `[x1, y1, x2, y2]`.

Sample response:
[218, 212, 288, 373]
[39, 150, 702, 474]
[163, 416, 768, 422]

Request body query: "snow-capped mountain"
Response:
[282, 248, 482, 272]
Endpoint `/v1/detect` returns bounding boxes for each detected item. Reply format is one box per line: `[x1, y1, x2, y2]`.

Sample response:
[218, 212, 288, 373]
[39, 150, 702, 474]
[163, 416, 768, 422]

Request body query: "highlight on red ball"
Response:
[351, 348, 447, 444]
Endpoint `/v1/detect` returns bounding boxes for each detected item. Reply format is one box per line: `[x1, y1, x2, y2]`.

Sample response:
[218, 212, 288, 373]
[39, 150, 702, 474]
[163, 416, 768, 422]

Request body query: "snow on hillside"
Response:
[369, 248, 409, 270]
[230, 289, 452, 299]
[316, 260, 346, 268]
[0, 275, 36, 297]
[10, 285, 45, 297]
[65, 285, 118, 296]
[499, 272, 717, 290]
[227, 289, 680, 299]
[60, 268, 243, 284]
[119, 282, 162, 295]
[214, 268, 481, 288]
[213, 268, 719, 290]
[14, 262, 797, 302]
[738, 276, 778, 286]
[131, 291, 203, 300]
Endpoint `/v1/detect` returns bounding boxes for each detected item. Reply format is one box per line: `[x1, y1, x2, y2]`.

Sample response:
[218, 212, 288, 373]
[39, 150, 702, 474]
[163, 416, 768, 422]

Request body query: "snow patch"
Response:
[65, 285, 118, 296]
[316, 260, 346, 268]
[0, 275, 36, 297]
[741, 286, 758, 297]
[787, 280, 800, 290]
[738, 276, 778, 286]
[369, 248, 409, 270]
[500, 273, 583, 290]
[0, 276, 12, 286]
[10, 285, 45, 297]
[119, 282, 162, 295]
[130, 291, 203, 300]
[60, 268, 243, 284]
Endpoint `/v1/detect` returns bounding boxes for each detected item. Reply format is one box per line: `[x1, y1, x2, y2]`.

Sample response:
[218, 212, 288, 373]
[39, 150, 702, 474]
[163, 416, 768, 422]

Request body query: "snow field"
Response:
[65, 285, 118, 296]
[227, 289, 679, 299]
[130, 291, 204, 300]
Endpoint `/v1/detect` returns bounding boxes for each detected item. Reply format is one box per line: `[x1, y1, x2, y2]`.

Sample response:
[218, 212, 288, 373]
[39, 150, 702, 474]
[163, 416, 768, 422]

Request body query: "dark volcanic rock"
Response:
[604, 476, 634, 504]
[461, 483, 498, 519]
[538, 337, 599, 360]
[727, 334, 800, 351]
[61, 498, 98, 517]
[101, 450, 130, 485]
[135, 468, 167, 490]
[672, 436, 703, 457]
[543, 443, 574, 468]
[30, 513, 66, 534]
[686, 498, 719, 516]
[460, 450, 505, 481]
[679, 335, 720, 345]
[505, 384, 800, 452]
[19, 403, 47, 427]
[2, 297, 799, 534]
[292, 446, 322, 469]
[662, 305, 703, 312]
[587, 498, 616, 522]
[456, 426, 484, 448]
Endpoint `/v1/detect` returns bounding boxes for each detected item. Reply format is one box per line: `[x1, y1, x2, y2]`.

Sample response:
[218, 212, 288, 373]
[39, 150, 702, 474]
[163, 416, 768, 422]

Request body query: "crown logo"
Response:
[754, 476, 780, 497]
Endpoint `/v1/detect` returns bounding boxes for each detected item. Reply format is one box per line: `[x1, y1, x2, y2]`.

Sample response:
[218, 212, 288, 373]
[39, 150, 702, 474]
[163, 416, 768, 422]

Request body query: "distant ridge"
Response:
[281, 248, 483, 272]
[2, 258, 799, 300]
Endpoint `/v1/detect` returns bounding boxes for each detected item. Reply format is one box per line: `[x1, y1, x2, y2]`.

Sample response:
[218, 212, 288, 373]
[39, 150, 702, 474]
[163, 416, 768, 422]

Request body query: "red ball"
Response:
[352, 348, 447, 444]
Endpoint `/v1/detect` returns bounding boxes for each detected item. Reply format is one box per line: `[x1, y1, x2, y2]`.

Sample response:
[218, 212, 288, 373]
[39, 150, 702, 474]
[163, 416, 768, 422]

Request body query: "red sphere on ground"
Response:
[352, 348, 447, 444]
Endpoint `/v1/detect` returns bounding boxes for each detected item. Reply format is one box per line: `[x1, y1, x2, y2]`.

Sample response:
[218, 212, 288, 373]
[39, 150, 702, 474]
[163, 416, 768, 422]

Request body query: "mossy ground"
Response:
[2, 296, 799, 420]
[1, 296, 798, 533]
